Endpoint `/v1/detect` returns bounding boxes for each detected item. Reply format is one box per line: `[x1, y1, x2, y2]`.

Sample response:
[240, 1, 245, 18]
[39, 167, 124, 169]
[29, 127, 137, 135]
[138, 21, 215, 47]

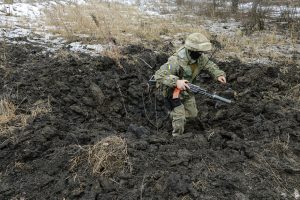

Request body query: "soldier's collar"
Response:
[185, 48, 197, 64]
[177, 47, 199, 64]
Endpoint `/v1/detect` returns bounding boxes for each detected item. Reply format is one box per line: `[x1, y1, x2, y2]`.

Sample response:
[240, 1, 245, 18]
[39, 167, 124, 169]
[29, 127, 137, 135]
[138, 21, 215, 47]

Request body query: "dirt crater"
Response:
[0, 41, 299, 200]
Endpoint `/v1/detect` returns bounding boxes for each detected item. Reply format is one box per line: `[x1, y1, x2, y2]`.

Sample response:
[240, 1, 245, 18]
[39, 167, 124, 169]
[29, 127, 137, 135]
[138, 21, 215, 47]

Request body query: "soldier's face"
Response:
[189, 51, 202, 60]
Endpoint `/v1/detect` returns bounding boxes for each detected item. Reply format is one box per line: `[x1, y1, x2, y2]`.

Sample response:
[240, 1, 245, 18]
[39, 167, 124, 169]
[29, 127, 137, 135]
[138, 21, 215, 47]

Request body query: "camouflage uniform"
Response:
[155, 33, 225, 136]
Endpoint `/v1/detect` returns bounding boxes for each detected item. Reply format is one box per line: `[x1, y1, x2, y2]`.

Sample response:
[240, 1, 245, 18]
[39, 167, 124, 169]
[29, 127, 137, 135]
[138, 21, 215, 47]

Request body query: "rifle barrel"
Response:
[149, 78, 232, 104]
[211, 94, 232, 104]
[188, 83, 231, 104]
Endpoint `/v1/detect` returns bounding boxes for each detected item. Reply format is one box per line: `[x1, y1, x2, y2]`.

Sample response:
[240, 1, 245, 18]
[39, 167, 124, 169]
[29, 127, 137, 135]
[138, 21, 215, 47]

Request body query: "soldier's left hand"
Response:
[217, 75, 226, 84]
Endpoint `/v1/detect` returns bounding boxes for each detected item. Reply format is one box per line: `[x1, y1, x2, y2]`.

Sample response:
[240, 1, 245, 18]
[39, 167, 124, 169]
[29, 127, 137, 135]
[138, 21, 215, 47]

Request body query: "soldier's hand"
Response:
[176, 80, 190, 90]
[217, 75, 226, 84]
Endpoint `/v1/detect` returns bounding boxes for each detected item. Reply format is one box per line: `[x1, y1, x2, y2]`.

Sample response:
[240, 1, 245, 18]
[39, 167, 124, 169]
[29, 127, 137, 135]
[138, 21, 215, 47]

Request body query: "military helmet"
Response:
[184, 33, 212, 52]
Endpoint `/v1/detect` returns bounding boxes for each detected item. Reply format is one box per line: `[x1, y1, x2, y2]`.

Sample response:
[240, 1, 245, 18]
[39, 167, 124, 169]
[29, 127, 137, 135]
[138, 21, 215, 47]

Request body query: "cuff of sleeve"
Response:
[214, 72, 226, 80]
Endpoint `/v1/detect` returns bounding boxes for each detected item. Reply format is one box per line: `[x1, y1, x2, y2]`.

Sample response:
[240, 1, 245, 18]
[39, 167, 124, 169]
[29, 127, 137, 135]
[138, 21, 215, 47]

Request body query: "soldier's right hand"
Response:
[176, 80, 190, 90]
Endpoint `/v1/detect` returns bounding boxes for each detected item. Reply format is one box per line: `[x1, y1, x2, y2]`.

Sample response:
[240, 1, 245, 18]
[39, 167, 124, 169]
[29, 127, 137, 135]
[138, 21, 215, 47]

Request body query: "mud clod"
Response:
[90, 82, 105, 106]
[0, 42, 299, 199]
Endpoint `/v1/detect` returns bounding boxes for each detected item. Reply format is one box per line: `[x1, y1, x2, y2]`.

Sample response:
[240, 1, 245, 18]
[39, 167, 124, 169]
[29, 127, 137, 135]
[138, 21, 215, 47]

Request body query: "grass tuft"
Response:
[88, 135, 130, 176]
[0, 98, 51, 136]
[0, 98, 16, 125]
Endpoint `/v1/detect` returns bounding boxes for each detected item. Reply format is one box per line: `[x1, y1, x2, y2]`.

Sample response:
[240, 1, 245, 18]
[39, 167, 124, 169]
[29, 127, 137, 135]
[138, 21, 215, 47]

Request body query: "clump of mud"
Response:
[0, 41, 299, 200]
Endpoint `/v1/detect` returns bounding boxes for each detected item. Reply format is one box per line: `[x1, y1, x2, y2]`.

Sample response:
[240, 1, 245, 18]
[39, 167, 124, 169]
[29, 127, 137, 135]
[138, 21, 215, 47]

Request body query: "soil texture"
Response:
[0, 41, 299, 200]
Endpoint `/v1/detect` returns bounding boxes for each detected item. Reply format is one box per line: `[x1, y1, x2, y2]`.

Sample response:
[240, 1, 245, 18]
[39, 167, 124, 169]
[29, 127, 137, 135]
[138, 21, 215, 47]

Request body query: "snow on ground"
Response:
[0, 2, 43, 19]
[204, 19, 241, 36]
[295, 189, 300, 200]
[0, 0, 299, 65]
[69, 42, 105, 56]
[0, 0, 100, 55]
[0, 0, 87, 19]
[267, 5, 300, 17]
[239, 2, 253, 10]
[239, 2, 300, 17]
[0, 0, 175, 55]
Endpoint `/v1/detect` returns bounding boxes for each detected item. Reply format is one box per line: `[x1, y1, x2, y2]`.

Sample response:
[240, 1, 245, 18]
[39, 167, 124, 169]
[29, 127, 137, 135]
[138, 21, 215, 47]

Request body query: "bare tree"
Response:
[135, 0, 141, 6]
[251, 0, 261, 14]
[231, 0, 239, 13]
[212, 0, 217, 15]
[245, 0, 264, 33]
[176, 0, 185, 6]
[252, 0, 264, 29]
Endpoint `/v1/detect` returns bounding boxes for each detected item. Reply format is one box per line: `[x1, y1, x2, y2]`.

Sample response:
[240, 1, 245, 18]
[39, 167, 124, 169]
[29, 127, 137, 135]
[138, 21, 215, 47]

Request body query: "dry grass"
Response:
[14, 161, 32, 171]
[286, 84, 300, 105]
[0, 99, 16, 125]
[102, 45, 124, 69]
[192, 179, 208, 192]
[88, 135, 130, 176]
[181, 196, 193, 200]
[0, 98, 51, 136]
[41, 1, 299, 64]
[0, 40, 10, 78]
[250, 153, 289, 192]
[43, 1, 203, 45]
[215, 30, 297, 63]
[4, 0, 14, 4]
[248, 137, 300, 195]
[270, 136, 290, 154]
[69, 136, 131, 178]
[69, 154, 83, 172]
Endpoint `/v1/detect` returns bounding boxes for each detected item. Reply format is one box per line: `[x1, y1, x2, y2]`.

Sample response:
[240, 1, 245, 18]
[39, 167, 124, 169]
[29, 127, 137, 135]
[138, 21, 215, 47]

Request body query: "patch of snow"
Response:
[266, 5, 300, 17]
[144, 10, 161, 16]
[239, 2, 253, 10]
[0, 0, 98, 55]
[0, 0, 299, 60]
[239, 2, 300, 17]
[0, 15, 20, 25]
[105, 0, 135, 5]
[0, 0, 87, 20]
[69, 42, 105, 56]
[281, 192, 287, 198]
[1, 27, 31, 39]
[204, 19, 242, 36]
[248, 57, 272, 65]
[295, 189, 300, 200]
[72, 0, 87, 4]
[0, 3, 41, 19]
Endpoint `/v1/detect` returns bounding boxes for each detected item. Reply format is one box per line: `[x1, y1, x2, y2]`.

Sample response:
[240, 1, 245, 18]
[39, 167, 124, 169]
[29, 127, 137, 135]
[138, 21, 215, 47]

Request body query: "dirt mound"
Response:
[0, 41, 299, 200]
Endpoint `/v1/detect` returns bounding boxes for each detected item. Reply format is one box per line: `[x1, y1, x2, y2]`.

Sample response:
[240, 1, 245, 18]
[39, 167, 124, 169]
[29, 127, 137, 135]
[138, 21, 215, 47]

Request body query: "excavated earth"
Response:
[0, 40, 300, 200]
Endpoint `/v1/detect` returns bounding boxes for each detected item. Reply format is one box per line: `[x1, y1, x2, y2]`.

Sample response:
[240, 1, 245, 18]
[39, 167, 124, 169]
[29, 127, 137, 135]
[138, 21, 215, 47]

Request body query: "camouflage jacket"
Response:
[154, 46, 225, 96]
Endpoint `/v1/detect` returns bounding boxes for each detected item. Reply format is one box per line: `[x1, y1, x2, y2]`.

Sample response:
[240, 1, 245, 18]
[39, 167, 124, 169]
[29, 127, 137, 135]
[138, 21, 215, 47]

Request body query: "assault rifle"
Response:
[148, 76, 232, 104]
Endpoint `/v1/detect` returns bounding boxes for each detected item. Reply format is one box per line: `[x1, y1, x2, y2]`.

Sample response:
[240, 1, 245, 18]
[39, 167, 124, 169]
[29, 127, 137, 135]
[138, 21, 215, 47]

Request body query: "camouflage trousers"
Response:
[170, 95, 198, 135]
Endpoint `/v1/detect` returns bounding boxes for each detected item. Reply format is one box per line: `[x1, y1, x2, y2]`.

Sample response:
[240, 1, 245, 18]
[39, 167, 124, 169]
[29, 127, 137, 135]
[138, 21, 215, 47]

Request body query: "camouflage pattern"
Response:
[155, 47, 225, 87]
[170, 95, 198, 135]
[155, 46, 225, 135]
[185, 33, 212, 52]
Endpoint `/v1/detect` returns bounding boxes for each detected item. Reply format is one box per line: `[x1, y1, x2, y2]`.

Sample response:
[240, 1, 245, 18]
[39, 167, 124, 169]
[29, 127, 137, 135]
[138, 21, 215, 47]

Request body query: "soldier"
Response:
[154, 33, 226, 137]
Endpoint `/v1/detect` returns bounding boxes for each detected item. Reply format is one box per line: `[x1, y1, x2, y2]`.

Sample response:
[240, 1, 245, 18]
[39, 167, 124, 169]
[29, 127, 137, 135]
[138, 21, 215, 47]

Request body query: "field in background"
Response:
[43, 1, 205, 45]
[43, 0, 299, 65]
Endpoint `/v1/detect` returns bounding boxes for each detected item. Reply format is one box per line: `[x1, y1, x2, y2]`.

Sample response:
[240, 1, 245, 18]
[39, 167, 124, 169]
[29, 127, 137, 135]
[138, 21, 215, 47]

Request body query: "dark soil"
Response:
[0, 41, 299, 200]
